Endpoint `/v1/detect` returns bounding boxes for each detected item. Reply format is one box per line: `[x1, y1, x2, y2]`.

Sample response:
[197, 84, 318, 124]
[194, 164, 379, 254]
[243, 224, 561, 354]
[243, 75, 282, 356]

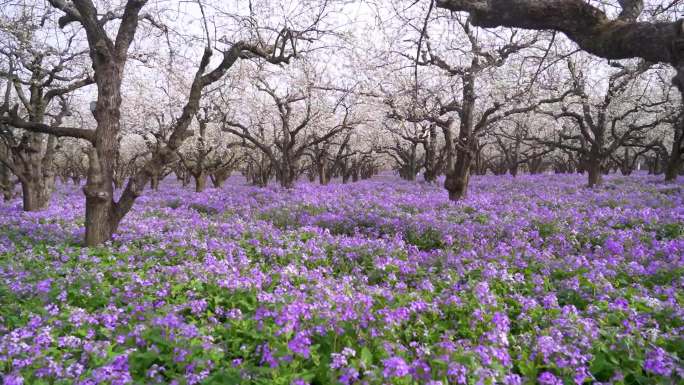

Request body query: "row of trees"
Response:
[0, 0, 682, 245]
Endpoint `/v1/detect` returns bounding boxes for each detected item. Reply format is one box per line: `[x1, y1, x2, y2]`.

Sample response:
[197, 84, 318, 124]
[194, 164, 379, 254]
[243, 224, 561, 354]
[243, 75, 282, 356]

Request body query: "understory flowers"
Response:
[0, 173, 682, 384]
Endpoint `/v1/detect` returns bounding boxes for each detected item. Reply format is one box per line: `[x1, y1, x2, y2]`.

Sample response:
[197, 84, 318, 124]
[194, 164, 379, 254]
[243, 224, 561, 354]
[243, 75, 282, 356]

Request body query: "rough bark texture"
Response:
[445, 151, 472, 200]
[317, 161, 329, 185]
[443, 70, 475, 201]
[194, 172, 207, 193]
[0, 164, 13, 201]
[587, 160, 603, 188]
[150, 173, 160, 190]
[422, 124, 439, 183]
[210, 168, 232, 188]
[664, 115, 683, 181]
[435, 0, 681, 64]
[16, 136, 58, 211]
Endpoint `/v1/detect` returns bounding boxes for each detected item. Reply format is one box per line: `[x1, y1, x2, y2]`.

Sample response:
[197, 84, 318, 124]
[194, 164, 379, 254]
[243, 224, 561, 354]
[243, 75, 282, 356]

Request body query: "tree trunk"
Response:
[444, 151, 472, 201]
[279, 164, 296, 188]
[647, 155, 656, 174]
[15, 133, 58, 212]
[665, 117, 683, 182]
[652, 152, 662, 174]
[665, 155, 682, 182]
[84, 148, 117, 247]
[444, 72, 475, 201]
[211, 169, 231, 188]
[85, 201, 115, 246]
[83, 62, 124, 247]
[587, 161, 602, 188]
[318, 162, 329, 185]
[1, 165, 12, 201]
[342, 165, 351, 183]
[423, 125, 438, 183]
[194, 172, 207, 193]
[21, 179, 52, 211]
[150, 173, 160, 191]
[620, 148, 631, 176]
[509, 163, 519, 177]
[18, 133, 57, 212]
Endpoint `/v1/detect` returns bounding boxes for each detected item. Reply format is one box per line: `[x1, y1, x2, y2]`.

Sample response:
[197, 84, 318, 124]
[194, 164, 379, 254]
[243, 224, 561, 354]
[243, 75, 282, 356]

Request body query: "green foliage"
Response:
[404, 228, 444, 251]
[535, 221, 559, 240]
[165, 199, 183, 209]
[189, 203, 220, 216]
[656, 222, 683, 240]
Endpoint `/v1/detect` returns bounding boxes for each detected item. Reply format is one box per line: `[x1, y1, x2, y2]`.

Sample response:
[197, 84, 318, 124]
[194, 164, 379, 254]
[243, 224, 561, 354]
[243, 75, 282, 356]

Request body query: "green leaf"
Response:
[360, 346, 373, 367]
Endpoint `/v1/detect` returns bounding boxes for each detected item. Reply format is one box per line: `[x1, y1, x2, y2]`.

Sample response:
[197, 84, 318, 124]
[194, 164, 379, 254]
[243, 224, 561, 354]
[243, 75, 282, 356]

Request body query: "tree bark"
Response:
[529, 157, 544, 174]
[341, 163, 351, 183]
[150, 173, 160, 191]
[83, 57, 124, 246]
[317, 161, 329, 185]
[509, 163, 519, 177]
[14, 121, 59, 212]
[587, 161, 603, 188]
[210, 169, 231, 188]
[194, 172, 207, 193]
[665, 148, 682, 181]
[423, 125, 438, 183]
[278, 163, 297, 188]
[665, 112, 684, 182]
[20, 178, 53, 211]
[445, 150, 472, 201]
[1, 165, 12, 201]
[444, 71, 475, 201]
[435, 0, 681, 65]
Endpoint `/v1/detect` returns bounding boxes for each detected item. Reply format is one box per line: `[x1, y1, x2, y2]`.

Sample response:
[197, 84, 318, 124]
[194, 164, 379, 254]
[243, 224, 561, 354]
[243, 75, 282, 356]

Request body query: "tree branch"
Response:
[2, 106, 95, 142]
[435, 0, 681, 64]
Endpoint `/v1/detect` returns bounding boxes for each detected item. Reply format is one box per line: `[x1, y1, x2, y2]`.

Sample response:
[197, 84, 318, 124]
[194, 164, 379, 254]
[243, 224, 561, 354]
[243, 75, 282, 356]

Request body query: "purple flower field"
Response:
[0, 174, 682, 384]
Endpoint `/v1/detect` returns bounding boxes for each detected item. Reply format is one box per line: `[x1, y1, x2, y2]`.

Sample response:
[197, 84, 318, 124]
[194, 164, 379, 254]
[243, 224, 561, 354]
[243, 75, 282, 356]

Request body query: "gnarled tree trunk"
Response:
[1, 164, 12, 201]
[445, 150, 472, 200]
[423, 124, 438, 183]
[210, 168, 232, 188]
[21, 177, 54, 211]
[444, 72, 475, 201]
[150, 172, 160, 191]
[587, 161, 602, 188]
[317, 160, 330, 185]
[665, 117, 683, 181]
[194, 171, 207, 192]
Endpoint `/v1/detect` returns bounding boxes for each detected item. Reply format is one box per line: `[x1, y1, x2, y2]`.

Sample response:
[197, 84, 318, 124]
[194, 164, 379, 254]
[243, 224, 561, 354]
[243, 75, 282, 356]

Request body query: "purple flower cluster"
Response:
[0, 173, 682, 384]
